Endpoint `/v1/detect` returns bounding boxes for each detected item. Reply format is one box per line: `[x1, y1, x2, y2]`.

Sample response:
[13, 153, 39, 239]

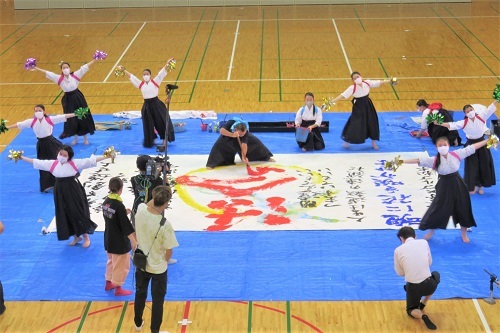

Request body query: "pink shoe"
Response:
[105, 281, 117, 291]
[115, 286, 132, 296]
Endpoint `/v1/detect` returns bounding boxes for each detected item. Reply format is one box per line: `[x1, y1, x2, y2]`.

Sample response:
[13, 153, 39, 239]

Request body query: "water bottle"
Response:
[208, 123, 213, 132]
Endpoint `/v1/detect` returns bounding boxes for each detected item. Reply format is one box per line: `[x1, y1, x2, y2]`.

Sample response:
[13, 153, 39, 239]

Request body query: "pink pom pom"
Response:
[24, 58, 36, 70]
[93, 50, 107, 60]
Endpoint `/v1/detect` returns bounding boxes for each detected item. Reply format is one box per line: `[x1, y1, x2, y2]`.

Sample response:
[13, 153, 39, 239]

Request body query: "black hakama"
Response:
[463, 136, 496, 191]
[53, 176, 97, 241]
[297, 120, 325, 151]
[141, 97, 175, 148]
[36, 135, 62, 192]
[240, 132, 274, 162]
[60, 88, 96, 139]
[419, 172, 476, 230]
[427, 109, 460, 145]
[206, 135, 241, 168]
[341, 95, 379, 144]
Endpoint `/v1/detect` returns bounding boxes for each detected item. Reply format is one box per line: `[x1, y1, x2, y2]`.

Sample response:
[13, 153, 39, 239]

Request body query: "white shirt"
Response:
[17, 115, 66, 139]
[135, 203, 179, 274]
[448, 103, 496, 139]
[45, 64, 89, 92]
[418, 145, 476, 175]
[421, 108, 440, 130]
[33, 155, 97, 177]
[295, 105, 323, 126]
[340, 80, 381, 99]
[129, 67, 168, 99]
[394, 237, 432, 283]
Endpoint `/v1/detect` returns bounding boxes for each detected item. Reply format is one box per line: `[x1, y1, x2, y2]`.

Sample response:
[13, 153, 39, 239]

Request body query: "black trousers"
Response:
[0, 280, 5, 312]
[134, 269, 168, 333]
[405, 271, 440, 313]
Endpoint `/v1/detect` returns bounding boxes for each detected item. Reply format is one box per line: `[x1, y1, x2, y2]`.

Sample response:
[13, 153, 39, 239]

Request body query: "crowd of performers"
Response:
[1, 55, 499, 330]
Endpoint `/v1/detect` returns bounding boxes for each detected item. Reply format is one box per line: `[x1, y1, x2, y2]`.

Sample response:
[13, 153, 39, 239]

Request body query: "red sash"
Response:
[50, 160, 79, 174]
[57, 73, 80, 86]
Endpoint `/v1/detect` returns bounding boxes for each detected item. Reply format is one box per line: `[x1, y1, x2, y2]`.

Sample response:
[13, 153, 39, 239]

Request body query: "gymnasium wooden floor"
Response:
[0, 0, 499, 331]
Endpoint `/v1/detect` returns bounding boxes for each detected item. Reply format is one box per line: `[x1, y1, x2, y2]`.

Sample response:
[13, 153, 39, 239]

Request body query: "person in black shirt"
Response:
[131, 155, 164, 214]
[102, 177, 137, 296]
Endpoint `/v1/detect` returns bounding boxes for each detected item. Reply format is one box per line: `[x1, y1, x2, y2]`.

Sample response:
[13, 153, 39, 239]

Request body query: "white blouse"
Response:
[418, 145, 476, 175]
[341, 80, 381, 99]
[17, 115, 66, 138]
[45, 64, 89, 92]
[33, 155, 97, 177]
[448, 103, 497, 139]
[129, 67, 168, 99]
[295, 105, 323, 126]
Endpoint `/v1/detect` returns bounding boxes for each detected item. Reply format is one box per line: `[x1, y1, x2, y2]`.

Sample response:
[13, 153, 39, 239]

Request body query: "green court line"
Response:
[247, 301, 253, 333]
[0, 14, 40, 44]
[377, 58, 400, 100]
[108, 12, 129, 37]
[353, 9, 366, 32]
[173, 10, 206, 87]
[276, 9, 282, 102]
[431, 7, 498, 78]
[50, 91, 63, 105]
[0, 15, 51, 57]
[286, 301, 291, 333]
[443, 7, 499, 62]
[259, 10, 265, 102]
[188, 11, 219, 103]
[115, 301, 128, 333]
[76, 301, 92, 333]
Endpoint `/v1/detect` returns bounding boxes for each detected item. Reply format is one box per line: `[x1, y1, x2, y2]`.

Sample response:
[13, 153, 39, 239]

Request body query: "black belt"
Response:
[408, 276, 432, 285]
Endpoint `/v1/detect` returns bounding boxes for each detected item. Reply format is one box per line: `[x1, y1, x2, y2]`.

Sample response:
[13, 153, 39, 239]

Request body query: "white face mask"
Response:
[466, 111, 475, 119]
[143, 75, 150, 82]
[354, 77, 362, 85]
[437, 146, 449, 155]
[34, 111, 44, 119]
[62, 68, 70, 75]
[57, 155, 68, 164]
[305, 101, 313, 107]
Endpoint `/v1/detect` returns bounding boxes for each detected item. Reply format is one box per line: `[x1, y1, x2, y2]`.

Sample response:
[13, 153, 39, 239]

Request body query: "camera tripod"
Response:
[484, 269, 499, 305]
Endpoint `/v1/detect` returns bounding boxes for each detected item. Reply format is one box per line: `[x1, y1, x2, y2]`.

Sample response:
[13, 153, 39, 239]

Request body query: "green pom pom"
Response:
[0, 119, 9, 134]
[493, 84, 500, 102]
[75, 107, 89, 120]
[426, 113, 444, 125]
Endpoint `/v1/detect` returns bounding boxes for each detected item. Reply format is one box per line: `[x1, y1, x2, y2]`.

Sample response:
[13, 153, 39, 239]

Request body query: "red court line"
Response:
[47, 302, 136, 332]
[180, 301, 192, 333]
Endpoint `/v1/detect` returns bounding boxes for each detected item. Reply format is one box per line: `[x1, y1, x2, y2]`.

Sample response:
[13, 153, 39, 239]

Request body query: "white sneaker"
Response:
[168, 258, 177, 264]
[135, 320, 144, 331]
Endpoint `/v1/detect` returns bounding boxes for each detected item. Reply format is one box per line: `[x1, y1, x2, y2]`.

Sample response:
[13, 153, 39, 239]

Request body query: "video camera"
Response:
[145, 154, 171, 178]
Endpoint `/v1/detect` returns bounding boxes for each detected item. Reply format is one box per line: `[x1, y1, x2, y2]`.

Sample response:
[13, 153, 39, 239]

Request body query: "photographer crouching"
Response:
[130, 155, 176, 265]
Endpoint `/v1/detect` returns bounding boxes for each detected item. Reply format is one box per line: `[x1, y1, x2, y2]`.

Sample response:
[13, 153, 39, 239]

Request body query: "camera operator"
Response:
[131, 155, 175, 265]
[131, 155, 169, 214]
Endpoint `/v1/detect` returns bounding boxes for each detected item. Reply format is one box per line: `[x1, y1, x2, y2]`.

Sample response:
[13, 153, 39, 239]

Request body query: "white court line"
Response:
[103, 22, 147, 83]
[332, 19, 352, 75]
[0, 75, 498, 86]
[472, 299, 491, 333]
[227, 20, 241, 81]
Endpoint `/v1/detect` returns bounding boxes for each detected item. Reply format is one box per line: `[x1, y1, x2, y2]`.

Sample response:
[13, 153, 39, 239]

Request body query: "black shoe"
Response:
[422, 315, 437, 330]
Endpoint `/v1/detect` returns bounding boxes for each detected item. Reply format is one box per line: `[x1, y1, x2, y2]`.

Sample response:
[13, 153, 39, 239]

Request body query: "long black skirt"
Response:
[37, 135, 62, 192]
[60, 89, 95, 138]
[54, 176, 97, 240]
[463, 136, 496, 191]
[206, 136, 241, 168]
[341, 95, 379, 144]
[419, 172, 476, 230]
[141, 97, 175, 148]
[297, 120, 325, 151]
[242, 133, 274, 162]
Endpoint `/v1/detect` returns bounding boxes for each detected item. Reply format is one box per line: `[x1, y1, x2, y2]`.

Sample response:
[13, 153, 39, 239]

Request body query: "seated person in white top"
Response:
[394, 226, 440, 330]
